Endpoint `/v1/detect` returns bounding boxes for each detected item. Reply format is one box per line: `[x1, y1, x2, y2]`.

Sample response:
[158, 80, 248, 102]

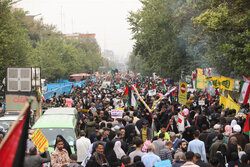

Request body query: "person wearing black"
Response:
[54, 135, 72, 156]
[104, 142, 121, 167]
[86, 142, 109, 167]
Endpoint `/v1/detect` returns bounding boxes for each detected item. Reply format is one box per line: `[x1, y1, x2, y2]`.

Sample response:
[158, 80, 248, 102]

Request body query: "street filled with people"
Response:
[18, 72, 250, 167]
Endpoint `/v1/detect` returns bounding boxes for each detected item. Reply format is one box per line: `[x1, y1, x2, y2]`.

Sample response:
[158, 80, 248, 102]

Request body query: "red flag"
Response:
[41, 95, 45, 102]
[243, 113, 250, 136]
[207, 92, 210, 100]
[215, 88, 220, 96]
[88, 89, 91, 96]
[162, 78, 165, 86]
[123, 85, 129, 97]
[135, 83, 139, 90]
[0, 104, 31, 167]
[91, 81, 93, 87]
[152, 83, 155, 89]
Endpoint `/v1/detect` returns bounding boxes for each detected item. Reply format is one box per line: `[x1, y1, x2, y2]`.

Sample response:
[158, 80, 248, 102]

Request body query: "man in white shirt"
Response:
[187, 130, 207, 162]
[76, 130, 91, 163]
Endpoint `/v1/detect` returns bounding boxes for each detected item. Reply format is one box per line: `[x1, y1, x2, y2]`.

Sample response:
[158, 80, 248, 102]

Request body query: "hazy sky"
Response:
[15, 0, 142, 58]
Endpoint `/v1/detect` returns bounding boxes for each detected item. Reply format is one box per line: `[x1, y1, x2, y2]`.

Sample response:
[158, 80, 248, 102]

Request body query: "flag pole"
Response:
[0, 98, 34, 149]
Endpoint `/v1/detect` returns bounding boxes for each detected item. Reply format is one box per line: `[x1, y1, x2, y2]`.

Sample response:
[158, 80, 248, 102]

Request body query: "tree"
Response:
[0, 0, 32, 82]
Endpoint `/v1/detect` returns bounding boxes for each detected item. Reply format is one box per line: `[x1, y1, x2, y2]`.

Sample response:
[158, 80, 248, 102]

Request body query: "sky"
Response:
[15, 0, 142, 59]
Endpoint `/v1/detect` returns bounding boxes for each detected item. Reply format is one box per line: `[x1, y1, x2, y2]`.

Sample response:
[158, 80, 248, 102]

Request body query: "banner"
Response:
[111, 109, 124, 118]
[197, 74, 208, 89]
[178, 82, 187, 105]
[226, 95, 240, 115]
[30, 128, 49, 152]
[220, 95, 240, 114]
[219, 95, 227, 107]
[197, 68, 203, 75]
[220, 76, 234, 91]
[6, 95, 37, 111]
[148, 89, 156, 96]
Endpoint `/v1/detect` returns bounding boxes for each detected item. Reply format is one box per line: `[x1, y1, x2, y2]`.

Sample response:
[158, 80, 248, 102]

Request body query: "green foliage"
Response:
[193, 0, 250, 77]
[0, 0, 32, 82]
[0, 0, 102, 82]
[128, 0, 250, 79]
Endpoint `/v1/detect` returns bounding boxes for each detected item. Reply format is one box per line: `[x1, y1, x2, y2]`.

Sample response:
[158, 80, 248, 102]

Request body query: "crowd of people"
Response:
[23, 74, 250, 167]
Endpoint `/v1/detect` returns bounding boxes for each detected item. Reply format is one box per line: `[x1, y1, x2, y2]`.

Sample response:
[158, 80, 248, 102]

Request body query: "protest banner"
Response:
[111, 109, 124, 118]
[198, 100, 205, 106]
[30, 128, 49, 152]
[197, 74, 208, 89]
[220, 76, 234, 91]
[6, 94, 37, 111]
[178, 82, 187, 105]
[148, 89, 156, 96]
[66, 98, 72, 107]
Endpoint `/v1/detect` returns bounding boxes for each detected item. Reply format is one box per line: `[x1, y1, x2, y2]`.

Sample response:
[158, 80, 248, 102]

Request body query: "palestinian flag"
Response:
[141, 73, 144, 83]
[0, 103, 31, 167]
[152, 83, 156, 89]
[123, 85, 129, 97]
[239, 76, 250, 104]
[135, 83, 140, 90]
[70, 84, 76, 95]
[111, 69, 115, 78]
[162, 79, 167, 92]
[123, 85, 137, 107]
[243, 113, 250, 135]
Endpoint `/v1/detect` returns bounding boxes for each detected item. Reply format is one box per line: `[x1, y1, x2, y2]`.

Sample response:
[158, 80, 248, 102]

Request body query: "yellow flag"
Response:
[225, 95, 240, 115]
[211, 77, 221, 88]
[219, 95, 227, 108]
[220, 76, 234, 91]
[197, 68, 203, 75]
[197, 75, 208, 89]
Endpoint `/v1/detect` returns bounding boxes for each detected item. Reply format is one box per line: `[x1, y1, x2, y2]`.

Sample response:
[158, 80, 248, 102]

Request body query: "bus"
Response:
[69, 73, 90, 82]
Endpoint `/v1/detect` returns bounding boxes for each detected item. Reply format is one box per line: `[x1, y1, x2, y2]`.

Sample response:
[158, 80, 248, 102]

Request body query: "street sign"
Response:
[178, 82, 187, 105]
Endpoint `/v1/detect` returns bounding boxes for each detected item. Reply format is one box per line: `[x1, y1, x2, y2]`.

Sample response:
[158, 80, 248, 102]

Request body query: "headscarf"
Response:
[230, 120, 237, 128]
[113, 141, 125, 159]
[225, 125, 232, 136]
[54, 135, 72, 156]
[233, 125, 241, 133]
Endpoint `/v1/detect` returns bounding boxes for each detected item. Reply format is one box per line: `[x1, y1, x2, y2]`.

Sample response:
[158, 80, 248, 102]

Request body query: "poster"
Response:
[197, 74, 208, 89]
[30, 128, 49, 152]
[178, 82, 187, 105]
[111, 109, 124, 118]
[148, 89, 156, 96]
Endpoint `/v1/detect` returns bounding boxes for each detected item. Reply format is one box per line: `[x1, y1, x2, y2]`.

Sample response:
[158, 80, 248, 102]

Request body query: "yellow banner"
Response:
[211, 77, 221, 89]
[219, 95, 227, 107]
[30, 129, 49, 152]
[197, 68, 203, 75]
[226, 95, 240, 115]
[197, 75, 208, 89]
[179, 82, 187, 105]
[220, 76, 234, 91]
[220, 95, 240, 115]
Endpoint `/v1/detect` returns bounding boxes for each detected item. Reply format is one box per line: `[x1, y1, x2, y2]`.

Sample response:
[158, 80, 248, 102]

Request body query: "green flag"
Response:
[111, 69, 114, 78]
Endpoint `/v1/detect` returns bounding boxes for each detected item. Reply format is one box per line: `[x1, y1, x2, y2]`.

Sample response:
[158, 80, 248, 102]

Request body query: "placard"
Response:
[148, 89, 156, 96]
[30, 128, 49, 152]
[111, 109, 124, 118]
[198, 100, 205, 106]
[178, 82, 187, 105]
[66, 98, 72, 107]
